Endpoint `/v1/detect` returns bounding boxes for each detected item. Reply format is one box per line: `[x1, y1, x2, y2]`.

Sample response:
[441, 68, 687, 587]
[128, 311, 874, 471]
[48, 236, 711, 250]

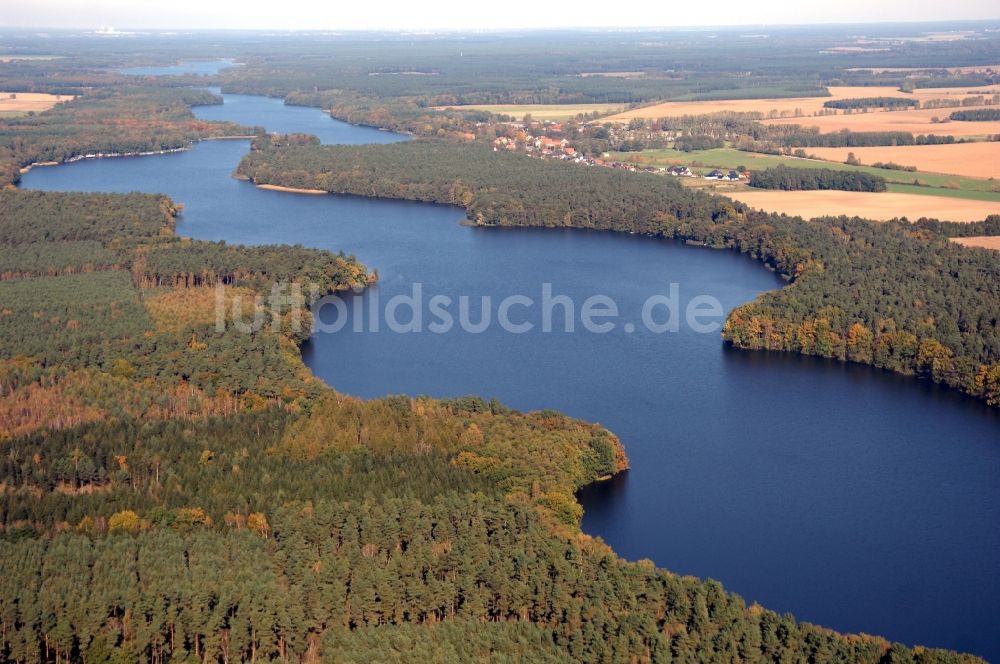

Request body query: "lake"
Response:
[118, 59, 242, 76]
[20, 91, 1000, 661]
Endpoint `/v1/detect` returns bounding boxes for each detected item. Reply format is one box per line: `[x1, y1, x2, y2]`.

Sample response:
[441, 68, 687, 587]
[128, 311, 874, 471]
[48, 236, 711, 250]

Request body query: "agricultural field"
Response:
[598, 85, 1000, 122]
[435, 102, 624, 120]
[726, 189, 1000, 222]
[760, 105, 1000, 137]
[953, 236, 1000, 251]
[807, 142, 1000, 179]
[0, 91, 73, 114]
[610, 147, 1000, 201]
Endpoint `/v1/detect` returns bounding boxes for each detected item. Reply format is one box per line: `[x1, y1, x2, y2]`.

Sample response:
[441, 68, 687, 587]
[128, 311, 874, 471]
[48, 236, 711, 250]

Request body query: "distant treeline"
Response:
[673, 134, 725, 152]
[823, 97, 919, 110]
[237, 140, 1000, 406]
[749, 166, 887, 192]
[744, 126, 957, 149]
[949, 108, 1000, 121]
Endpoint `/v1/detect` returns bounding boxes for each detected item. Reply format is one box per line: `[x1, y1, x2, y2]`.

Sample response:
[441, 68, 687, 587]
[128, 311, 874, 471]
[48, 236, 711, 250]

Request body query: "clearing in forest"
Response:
[0, 91, 73, 114]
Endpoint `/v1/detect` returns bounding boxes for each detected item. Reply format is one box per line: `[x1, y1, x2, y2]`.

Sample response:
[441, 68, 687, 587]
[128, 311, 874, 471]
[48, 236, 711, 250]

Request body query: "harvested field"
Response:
[0, 91, 73, 113]
[761, 105, 1000, 137]
[600, 85, 1000, 122]
[726, 190, 999, 222]
[807, 142, 1000, 179]
[600, 87, 897, 121]
[953, 236, 1000, 251]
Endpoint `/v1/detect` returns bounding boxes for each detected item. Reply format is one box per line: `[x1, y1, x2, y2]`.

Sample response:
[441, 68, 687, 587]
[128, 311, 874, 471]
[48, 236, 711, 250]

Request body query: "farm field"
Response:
[610, 147, 1000, 201]
[434, 102, 624, 120]
[724, 189, 1000, 222]
[953, 236, 1000, 250]
[598, 85, 1000, 122]
[807, 142, 1000, 179]
[0, 91, 73, 114]
[760, 105, 1000, 137]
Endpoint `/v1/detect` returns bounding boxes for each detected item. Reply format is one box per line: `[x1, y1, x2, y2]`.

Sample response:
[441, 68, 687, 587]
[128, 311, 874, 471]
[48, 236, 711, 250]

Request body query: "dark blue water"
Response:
[118, 59, 241, 76]
[20, 93, 1000, 661]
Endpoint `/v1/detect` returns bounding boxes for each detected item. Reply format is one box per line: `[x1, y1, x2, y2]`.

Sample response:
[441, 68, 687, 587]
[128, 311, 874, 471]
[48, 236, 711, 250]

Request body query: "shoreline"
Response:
[254, 183, 327, 195]
[17, 135, 256, 174]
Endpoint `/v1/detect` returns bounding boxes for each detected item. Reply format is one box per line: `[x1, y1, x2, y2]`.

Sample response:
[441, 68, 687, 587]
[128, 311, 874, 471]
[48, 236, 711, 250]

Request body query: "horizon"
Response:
[3, 0, 999, 33]
[5, 19, 1000, 33]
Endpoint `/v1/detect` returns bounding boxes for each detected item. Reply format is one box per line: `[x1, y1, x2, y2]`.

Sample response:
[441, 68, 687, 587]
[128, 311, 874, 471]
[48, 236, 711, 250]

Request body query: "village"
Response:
[490, 118, 750, 181]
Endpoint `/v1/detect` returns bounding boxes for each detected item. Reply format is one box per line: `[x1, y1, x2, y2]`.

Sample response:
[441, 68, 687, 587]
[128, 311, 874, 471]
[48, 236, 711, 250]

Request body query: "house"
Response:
[667, 165, 693, 177]
[725, 170, 741, 181]
[535, 136, 569, 150]
[704, 169, 726, 179]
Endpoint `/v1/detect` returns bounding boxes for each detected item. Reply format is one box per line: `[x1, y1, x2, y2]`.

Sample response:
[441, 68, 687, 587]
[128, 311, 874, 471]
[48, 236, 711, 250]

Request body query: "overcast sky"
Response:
[3, 0, 999, 31]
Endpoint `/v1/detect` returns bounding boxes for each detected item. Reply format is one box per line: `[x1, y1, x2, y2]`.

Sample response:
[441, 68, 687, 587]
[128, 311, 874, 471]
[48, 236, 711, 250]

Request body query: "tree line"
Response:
[823, 97, 919, 110]
[748, 165, 888, 192]
[949, 108, 1000, 121]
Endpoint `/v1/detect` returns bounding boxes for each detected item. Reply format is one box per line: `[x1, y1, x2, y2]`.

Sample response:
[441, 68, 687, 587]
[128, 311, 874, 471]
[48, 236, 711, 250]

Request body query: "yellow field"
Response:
[806, 142, 1000, 179]
[953, 236, 1000, 251]
[0, 92, 73, 113]
[761, 105, 1000, 137]
[727, 190, 999, 222]
[600, 85, 1000, 122]
[434, 103, 624, 121]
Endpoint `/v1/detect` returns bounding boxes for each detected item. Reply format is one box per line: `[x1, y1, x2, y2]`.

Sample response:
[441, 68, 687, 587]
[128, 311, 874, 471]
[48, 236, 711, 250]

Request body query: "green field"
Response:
[612, 147, 1000, 202]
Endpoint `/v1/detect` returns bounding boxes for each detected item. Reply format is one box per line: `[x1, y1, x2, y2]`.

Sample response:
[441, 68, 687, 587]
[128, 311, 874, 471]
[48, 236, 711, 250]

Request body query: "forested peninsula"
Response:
[235, 140, 1000, 406]
[0, 87, 251, 186]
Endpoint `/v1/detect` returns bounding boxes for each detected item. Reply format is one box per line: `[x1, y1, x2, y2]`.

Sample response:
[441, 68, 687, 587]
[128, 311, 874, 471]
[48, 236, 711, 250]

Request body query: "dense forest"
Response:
[1, 405, 977, 664]
[0, 190, 370, 438]
[748, 166, 888, 191]
[236, 140, 1000, 406]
